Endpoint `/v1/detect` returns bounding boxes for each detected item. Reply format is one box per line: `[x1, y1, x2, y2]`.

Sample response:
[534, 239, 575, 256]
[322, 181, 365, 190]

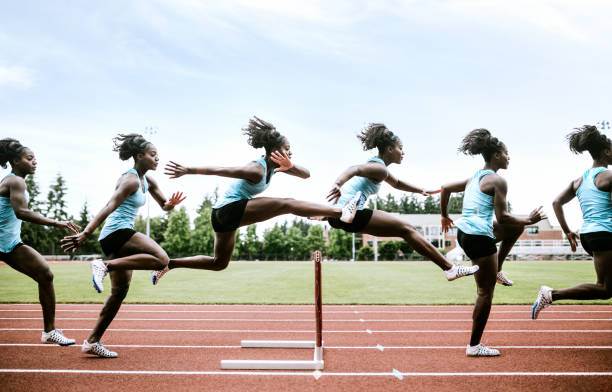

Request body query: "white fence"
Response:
[447, 240, 591, 261]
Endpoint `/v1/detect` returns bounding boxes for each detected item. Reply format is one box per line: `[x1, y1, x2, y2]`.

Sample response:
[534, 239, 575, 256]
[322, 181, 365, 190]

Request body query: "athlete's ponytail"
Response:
[567, 125, 611, 160]
[458, 129, 506, 161]
[357, 123, 400, 154]
[0, 138, 26, 169]
[243, 116, 286, 155]
[112, 134, 152, 161]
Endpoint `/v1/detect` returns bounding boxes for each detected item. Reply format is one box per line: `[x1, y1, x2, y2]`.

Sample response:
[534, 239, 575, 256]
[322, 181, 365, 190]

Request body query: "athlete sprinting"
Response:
[61, 133, 185, 357]
[0, 138, 79, 346]
[532, 125, 612, 319]
[441, 129, 546, 356]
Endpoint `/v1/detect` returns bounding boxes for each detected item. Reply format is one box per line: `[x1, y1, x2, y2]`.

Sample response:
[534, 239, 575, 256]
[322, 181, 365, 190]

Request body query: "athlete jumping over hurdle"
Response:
[532, 125, 612, 319]
[152, 116, 361, 283]
[61, 134, 185, 357]
[0, 138, 80, 346]
[324, 123, 478, 281]
[440, 129, 546, 356]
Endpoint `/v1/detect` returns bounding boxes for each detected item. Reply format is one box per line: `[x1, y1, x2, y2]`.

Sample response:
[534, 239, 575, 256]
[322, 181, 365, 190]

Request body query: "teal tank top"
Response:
[0, 173, 29, 253]
[455, 169, 496, 238]
[214, 157, 274, 209]
[577, 167, 612, 234]
[334, 157, 385, 210]
[99, 169, 148, 240]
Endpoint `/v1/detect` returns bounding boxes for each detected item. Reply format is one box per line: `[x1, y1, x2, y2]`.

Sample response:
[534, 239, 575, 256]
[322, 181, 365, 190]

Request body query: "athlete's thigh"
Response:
[492, 222, 523, 244]
[593, 250, 612, 286]
[240, 197, 287, 227]
[115, 232, 167, 259]
[214, 231, 237, 259]
[109, 269, 133, 288]
[471, 253, 498, 290]
[361, 210, 413, 237]
[4, 245, 51, 279]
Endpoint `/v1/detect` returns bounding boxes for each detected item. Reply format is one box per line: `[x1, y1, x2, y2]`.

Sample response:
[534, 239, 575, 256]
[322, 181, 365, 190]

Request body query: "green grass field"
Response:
[0, 260, 610, 305]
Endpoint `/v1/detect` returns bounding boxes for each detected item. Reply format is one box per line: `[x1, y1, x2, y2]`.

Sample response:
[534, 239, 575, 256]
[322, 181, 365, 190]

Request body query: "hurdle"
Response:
[221, 250, 324, 370]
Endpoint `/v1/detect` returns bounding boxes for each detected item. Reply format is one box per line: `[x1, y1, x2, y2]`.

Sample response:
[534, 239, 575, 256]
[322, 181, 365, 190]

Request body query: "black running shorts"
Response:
[457, 229, 497, 260]
[99, 228, 136, 257]
[0, 242, 24, 260]
[211, 199, 249, 233]
[328, 209, 374, 233]
[579, 231, 612, 256]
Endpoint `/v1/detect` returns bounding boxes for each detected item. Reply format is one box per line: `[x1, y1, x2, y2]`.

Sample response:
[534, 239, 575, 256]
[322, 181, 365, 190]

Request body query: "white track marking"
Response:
[2, 328, 612, 333]
[1, 317, 610, 322]
[1, 343, 611, 350]
[0, 369, 610, 377]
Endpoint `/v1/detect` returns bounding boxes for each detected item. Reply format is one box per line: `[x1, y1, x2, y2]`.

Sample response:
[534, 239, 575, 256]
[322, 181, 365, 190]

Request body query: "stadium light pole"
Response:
[143, 126, 158, 237]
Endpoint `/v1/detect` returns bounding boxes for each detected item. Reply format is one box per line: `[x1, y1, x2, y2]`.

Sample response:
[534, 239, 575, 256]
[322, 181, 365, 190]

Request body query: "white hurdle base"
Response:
[221, 341, 324, 370]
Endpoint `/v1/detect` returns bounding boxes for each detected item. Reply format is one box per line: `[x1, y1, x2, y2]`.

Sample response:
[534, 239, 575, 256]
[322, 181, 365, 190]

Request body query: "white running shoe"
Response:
[466, 343, 500, 357]
[496, 271, 514, 286]
[531, 285, 553, 320]
[82, 340, 118, 358]
[340, 191, 362, 223]
[152, 266, 169, 285]
[41, 329, 75, 346]
[445, 263, 479, 281]
[91, 259, 108, 293]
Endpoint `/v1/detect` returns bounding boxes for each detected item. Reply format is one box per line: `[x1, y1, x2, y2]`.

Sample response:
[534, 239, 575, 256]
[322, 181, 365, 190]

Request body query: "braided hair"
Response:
[112, 134, 152, 161]
[458, 129, 506, 161]
[567, 125, 611, 160]
[242, 116, 286, 155]
[0, 138, 27, 169]
[357, 123, 400, 155]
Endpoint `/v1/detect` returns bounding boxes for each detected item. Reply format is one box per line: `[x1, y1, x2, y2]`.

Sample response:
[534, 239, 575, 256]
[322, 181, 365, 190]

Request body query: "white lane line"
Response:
[1, 309, 611, 314]
[0, 369, 610, 377]
[1, 343, 610, 350]
[2, 328, 612, 333]
[1, 317, 609, 322]
[392, 368, 403, 380]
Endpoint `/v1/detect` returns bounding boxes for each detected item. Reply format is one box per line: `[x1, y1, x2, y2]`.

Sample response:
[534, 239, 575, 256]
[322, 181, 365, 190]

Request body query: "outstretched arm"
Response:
[384, 172, 440, 196]
[439, 178, 469, 233]
[492, 176, 546, 226]
[61, 176, 139, 252]
[9, 177, 79, 233]
[552, 179, 580, 251]
[165, 160, 265, 184]
[146, 175, 187, 212]
[326, 162, 388, 204]
[270, 150, 310, 179]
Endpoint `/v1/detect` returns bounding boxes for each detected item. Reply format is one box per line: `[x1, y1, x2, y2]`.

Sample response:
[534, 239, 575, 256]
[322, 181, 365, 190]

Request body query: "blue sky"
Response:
[1, 0, 611, 231]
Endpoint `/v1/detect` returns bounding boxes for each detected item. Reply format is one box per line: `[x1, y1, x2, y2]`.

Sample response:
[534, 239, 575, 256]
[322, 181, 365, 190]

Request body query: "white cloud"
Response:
[0, 65, 34, 87]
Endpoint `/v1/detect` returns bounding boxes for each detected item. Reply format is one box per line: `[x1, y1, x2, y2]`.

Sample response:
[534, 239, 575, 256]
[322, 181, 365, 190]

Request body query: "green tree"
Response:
[357, 245, 374, 261]
[423, 195, 440, 214]
[262, 224, 287, 260]
[448, 193, 464, 214]
[190, 195, 216, 255]
[161, 207, 191, 257]
[290, 218, 311, 236]
[21, 175, 50, 251]
[45, 174, 70, 254]
[74, 201, 101, 254]
[286, 226, 307, 260]
[239, 224, 261, 260]
[378, 240, 399, 260]
[398, 240, 414, 259]
[305, 225, 326, 255]
[327, 228, 351, 260]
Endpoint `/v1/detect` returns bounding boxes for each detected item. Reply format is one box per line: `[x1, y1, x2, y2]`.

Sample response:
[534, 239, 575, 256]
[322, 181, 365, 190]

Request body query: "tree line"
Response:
[20, 174, 464, 260]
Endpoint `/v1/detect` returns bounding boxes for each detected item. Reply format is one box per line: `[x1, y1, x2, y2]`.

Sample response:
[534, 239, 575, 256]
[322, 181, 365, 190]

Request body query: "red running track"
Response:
[0, 303, 611, 392]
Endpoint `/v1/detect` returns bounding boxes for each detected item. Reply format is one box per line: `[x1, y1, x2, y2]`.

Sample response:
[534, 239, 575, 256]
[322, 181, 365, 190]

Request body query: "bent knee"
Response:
[36, 268, 54, 284]
[153, 252, 170, 269]
[210, 257, 231, 271]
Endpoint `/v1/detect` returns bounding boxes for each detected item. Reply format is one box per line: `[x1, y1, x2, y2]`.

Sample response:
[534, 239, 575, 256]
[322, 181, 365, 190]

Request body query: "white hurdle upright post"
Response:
[221, 251, 324, 370]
